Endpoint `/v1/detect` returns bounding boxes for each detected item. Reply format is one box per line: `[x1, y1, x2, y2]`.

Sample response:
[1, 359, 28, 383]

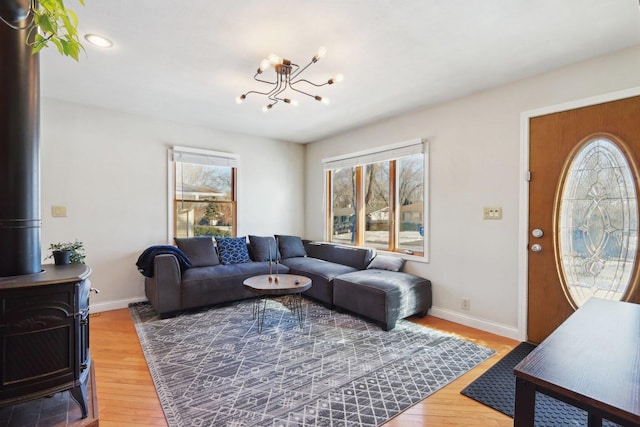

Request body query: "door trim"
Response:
[517, 86, 640, 342]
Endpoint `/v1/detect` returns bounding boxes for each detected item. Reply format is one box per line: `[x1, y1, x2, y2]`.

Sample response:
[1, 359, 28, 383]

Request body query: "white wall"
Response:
[39, 44, 640, 334]
[304, 45, 640, 339]
[40, 99, 305, 311]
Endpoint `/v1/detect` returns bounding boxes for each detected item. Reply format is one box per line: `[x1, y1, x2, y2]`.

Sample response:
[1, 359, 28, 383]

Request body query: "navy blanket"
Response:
[136, 245, 192, 277]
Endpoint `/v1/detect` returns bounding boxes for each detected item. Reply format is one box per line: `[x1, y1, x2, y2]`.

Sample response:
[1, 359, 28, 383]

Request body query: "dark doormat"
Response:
[460, 342, 621, 427]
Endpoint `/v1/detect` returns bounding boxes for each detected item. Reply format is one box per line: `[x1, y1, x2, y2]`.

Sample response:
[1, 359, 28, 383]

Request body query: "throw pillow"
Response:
[248, 235, 280, 262]
[216, 236, 251, 265]
[275, 235, 306, 259]
[367, 255, 405, 272]
[174, 237, 219, 267]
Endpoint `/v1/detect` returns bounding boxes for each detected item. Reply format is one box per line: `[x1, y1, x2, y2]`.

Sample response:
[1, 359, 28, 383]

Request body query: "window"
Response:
[325, 139, 426, 257]
[557, 136, 638, 308]
[169, 146, 238, 239]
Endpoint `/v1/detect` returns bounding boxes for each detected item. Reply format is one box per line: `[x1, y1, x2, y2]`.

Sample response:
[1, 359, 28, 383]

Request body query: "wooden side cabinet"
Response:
[0, 264, 93, 418]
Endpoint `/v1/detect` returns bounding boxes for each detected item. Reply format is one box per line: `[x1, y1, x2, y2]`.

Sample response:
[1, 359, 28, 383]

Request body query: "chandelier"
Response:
[235, 47, 343, 112]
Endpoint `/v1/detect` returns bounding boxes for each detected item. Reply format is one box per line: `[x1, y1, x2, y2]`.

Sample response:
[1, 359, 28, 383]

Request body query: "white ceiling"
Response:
[40, 0, 640, 143]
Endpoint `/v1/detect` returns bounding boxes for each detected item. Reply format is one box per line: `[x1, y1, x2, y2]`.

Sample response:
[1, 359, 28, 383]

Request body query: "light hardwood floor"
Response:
[90, 308, 518, 427]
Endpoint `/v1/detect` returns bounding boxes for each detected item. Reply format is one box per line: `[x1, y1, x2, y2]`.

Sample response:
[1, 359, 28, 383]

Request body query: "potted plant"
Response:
[47, 240, 86, 265]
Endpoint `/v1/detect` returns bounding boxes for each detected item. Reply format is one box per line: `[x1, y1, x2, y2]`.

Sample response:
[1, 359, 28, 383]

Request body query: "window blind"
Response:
[322, 138, 424, 170]
[171, 146, 239, 168]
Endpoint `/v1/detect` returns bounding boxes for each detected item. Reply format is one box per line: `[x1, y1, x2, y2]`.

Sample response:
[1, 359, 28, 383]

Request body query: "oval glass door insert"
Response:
[557, 136, 638, 308]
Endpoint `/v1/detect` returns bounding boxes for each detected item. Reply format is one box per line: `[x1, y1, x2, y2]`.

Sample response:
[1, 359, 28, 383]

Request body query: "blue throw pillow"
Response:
[174, 237, 219, 267]
[216, 237, 251, 265]
[275, 235, 306, 259]
[248, 235, 280, 262]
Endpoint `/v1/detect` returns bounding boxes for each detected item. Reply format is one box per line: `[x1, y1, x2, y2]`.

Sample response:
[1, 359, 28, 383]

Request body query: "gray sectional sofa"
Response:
[138, 235, 432, 330]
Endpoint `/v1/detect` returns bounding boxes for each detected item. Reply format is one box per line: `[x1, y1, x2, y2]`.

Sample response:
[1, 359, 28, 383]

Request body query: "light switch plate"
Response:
[52, 206, 67, 217]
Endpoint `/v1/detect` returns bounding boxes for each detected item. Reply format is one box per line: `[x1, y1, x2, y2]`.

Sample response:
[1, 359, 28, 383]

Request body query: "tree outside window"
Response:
[331, 167, 356, 244]
[364, 162, 390, 249]
[397, 155, 424, 253]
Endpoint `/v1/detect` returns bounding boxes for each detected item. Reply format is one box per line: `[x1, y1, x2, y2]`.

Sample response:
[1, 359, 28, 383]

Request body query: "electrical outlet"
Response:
[462, 297, 471, 310]
[483, 207, 502, 220]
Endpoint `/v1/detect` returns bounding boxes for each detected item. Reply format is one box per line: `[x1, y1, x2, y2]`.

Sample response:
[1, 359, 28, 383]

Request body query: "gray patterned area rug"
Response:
[130, 298, 495, 427]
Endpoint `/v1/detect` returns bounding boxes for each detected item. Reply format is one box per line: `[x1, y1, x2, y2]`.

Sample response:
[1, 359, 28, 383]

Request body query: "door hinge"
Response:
[526, 171, 532, 182]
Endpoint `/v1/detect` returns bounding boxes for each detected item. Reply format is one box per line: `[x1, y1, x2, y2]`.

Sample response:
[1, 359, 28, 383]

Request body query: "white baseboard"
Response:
[429, 305, 524, 341]
[91, 297, 147, 313]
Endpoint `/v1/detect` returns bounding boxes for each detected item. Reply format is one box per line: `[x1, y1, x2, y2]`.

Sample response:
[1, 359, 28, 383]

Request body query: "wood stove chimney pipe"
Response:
[0, 0, 42, 276]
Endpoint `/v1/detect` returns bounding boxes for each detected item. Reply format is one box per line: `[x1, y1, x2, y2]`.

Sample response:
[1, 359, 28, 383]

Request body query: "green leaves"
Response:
[46, 240, 87, 264]
[27, 0, 85, 61]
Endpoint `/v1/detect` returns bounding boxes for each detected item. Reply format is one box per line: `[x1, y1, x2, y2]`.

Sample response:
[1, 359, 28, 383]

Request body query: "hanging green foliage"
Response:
[28, 0, 85, 61]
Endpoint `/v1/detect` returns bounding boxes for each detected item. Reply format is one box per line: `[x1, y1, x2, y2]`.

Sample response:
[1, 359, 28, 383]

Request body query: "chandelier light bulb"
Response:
[268, 53, 283, 65]
[262, 104, 273, 113]
[284, 98, 299, 106]
[235, 95, 246, 104]
[321, 97, 331, 105]
[328, 73, 344, 84]
[312, 46, 327, 62]
[259, 59, 271, 72]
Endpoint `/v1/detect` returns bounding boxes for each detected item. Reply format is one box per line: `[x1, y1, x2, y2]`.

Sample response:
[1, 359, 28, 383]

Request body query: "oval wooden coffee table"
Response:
[243, 274, 312, 333]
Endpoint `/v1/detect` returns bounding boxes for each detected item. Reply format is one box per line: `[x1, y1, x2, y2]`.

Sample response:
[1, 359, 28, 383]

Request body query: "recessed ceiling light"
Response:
[84, 34, 113, 48]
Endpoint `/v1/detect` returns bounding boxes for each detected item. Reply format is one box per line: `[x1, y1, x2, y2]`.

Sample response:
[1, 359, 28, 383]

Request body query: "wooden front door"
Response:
[527, 95, 640, 344]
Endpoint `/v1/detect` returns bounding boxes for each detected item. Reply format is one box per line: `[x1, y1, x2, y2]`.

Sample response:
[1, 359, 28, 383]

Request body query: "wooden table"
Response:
[513, 298, 640, 427]
[243, 274, 312, 333]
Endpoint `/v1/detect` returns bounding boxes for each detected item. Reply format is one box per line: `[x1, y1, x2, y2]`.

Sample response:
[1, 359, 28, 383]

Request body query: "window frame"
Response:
[323, 139, 428, 260]
[167, 146, 239, 242]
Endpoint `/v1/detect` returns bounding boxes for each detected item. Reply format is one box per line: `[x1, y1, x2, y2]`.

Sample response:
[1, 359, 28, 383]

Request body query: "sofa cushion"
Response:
[174, 237, 219, 267]
[305, 242, 375, 270]
[180, 262, 289, 282]
[367, 255, 405, 272]
[216, 237, 251, 265]
[282, 256, 357, 305]
[248, 235, 280, 262]
[282, 256, 357, 280]
[276, 235, 307, 259]
[235, 261, 290, 276]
